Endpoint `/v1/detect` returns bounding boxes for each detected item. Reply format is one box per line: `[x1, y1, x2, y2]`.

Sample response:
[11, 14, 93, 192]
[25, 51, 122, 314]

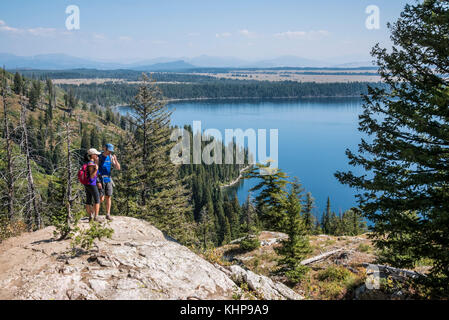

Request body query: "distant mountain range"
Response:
[0, 53, 375, 71]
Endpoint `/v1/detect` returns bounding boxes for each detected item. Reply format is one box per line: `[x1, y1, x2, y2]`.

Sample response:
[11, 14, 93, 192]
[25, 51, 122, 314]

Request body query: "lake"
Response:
[119, 97, 365, 218]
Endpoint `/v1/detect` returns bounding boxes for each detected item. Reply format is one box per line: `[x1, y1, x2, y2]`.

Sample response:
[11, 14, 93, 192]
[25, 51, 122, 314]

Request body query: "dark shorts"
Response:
[85, 185, 100, 205]
[99, 182, 113, 197]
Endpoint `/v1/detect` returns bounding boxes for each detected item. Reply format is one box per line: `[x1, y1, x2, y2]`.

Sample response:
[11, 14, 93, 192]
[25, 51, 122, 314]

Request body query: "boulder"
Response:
[228, 265, 304, 300]
[0, 217, 238, 300]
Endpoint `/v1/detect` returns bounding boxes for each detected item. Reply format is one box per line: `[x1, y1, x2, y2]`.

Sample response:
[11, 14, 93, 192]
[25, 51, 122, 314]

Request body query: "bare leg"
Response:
[85, 204, 93, 220]
[93, 203, 100, 220]
[105, 196, 112, 217]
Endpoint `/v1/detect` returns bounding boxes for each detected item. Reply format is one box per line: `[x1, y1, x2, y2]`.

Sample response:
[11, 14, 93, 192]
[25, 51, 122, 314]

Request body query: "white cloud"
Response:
[152, 40, 167, 45]
[0, 20, 56, 36]
[27, 27, 57, 37]
[274, 30, 330, 39]
[92, 33, 106, 40]
[274, 31, 306, 39]
[216, 32, 232, 38]
[314, 30, 330, 36]
[187, 32, 200, 37]
[0, 20, 21, 34]
[239, 29, 257, 38]
[118, 36, 132, 41]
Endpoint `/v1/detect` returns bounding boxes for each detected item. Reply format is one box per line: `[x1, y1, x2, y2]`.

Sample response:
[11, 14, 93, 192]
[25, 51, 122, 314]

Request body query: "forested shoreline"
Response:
[57, 80, 386, 107]
[10, 67, 378, 81]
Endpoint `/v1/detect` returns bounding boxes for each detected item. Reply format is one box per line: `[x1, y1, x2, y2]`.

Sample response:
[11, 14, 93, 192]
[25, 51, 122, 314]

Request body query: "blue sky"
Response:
[0, 0, 413, 62]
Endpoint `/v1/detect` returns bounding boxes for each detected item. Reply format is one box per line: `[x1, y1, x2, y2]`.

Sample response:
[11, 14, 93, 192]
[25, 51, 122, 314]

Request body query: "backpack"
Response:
[78, 163, 90, 185]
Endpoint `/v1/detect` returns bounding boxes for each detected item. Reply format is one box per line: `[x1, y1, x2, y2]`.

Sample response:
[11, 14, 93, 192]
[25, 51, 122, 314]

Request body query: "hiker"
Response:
[98, 143, 121, 220]
[85, 148, 102, 222]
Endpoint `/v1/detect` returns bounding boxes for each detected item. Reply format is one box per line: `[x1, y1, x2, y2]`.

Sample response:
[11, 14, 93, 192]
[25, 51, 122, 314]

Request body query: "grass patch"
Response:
[321, 282, 345, 299]
[357, 243, 372, 253]
[317, 266, 352, 282]
[315, 266, 361, 300]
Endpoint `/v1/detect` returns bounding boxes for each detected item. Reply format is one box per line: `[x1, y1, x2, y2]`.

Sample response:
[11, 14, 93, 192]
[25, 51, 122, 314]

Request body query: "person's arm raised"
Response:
[112, 154, 121, 170]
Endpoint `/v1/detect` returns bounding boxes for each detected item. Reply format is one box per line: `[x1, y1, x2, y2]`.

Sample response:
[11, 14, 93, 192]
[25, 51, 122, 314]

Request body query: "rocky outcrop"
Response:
[0, 216, 302, 300]
[225, 265, 304, 300]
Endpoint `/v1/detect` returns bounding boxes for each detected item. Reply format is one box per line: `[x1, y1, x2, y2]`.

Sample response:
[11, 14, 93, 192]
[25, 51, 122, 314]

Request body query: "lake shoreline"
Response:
[112, 95, 364, 109]
[220, 165, 253, 189]
[165, 95, 364, 103]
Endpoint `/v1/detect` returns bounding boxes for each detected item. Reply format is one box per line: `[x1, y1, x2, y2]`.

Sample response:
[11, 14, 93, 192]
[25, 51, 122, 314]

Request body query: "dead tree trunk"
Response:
[1, 69, 15, 220]
[19, 95, 42, 230]
[300, 248, 345, 265]
[362, 263, 425, 279]
[65, 121, 74, 226]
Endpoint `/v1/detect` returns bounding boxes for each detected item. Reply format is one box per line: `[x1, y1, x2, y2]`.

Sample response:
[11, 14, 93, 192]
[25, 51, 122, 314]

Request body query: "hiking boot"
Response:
[88, 215, 93, 222]
[106, 215, 113, 221]
[94, 216, 100, 222]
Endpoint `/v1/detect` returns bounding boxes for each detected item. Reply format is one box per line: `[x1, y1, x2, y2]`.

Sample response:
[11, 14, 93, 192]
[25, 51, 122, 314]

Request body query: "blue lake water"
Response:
[119, 97, 365, 218]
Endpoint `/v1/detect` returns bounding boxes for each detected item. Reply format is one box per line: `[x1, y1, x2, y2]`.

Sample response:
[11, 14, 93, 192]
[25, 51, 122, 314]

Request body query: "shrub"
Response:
[317, 266, 352, 282]
[203, 248, 230, 266]
[316, 266, 360, 299]
[284, 265, 310, 283]
[321, 282, 344, 299]
[51, 210, 83, 240]
[357, 243, 372, 253]
[71, 221, 114, 253]
[239, 235, 260, 252]
[0, 218, 27, 243]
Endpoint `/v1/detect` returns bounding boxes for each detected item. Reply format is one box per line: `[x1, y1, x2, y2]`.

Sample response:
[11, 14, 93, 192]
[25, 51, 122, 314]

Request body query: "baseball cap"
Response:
[87, 148, 101, 156]
[105, 143, 115, 152]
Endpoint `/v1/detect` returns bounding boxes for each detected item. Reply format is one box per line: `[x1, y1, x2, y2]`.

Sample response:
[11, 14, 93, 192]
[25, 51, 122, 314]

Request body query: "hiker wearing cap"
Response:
[85, 148, 102, 222]
[98, 143, 121, 220]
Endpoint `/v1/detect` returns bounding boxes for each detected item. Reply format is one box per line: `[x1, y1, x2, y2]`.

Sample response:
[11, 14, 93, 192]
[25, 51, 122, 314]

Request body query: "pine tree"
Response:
[302, 192, 315, 234]
[114, 134, 142, 217]
[45, 176, 68, 233]
[231, 194, 242, 238]
[197, 205, 216, 250]
[130, 74, 196, 245]
[222, 217, 232, 245]
[13, 72, 23, 95]
[335, 0, 449, 296]
[28, 80, 42, 111]
[275, 182, 311, 283]
[1, 68, 15, 220]
[214, 197, 227, 245]
[243, 162, 290, 231]
[90, 128, 100, 149]
[340, 208, 367, 236]
[321, 197, 332, 234]
[223, 194, 240, 240]
[80, 130, 89, 155]
[45, 78, 54, 121]
[241, 194, 258, 233]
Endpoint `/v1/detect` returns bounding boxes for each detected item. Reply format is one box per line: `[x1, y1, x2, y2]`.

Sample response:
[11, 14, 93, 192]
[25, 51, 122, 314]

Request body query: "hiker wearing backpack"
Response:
[80, 148, 102, 222]
[98, 143, 121, 221]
